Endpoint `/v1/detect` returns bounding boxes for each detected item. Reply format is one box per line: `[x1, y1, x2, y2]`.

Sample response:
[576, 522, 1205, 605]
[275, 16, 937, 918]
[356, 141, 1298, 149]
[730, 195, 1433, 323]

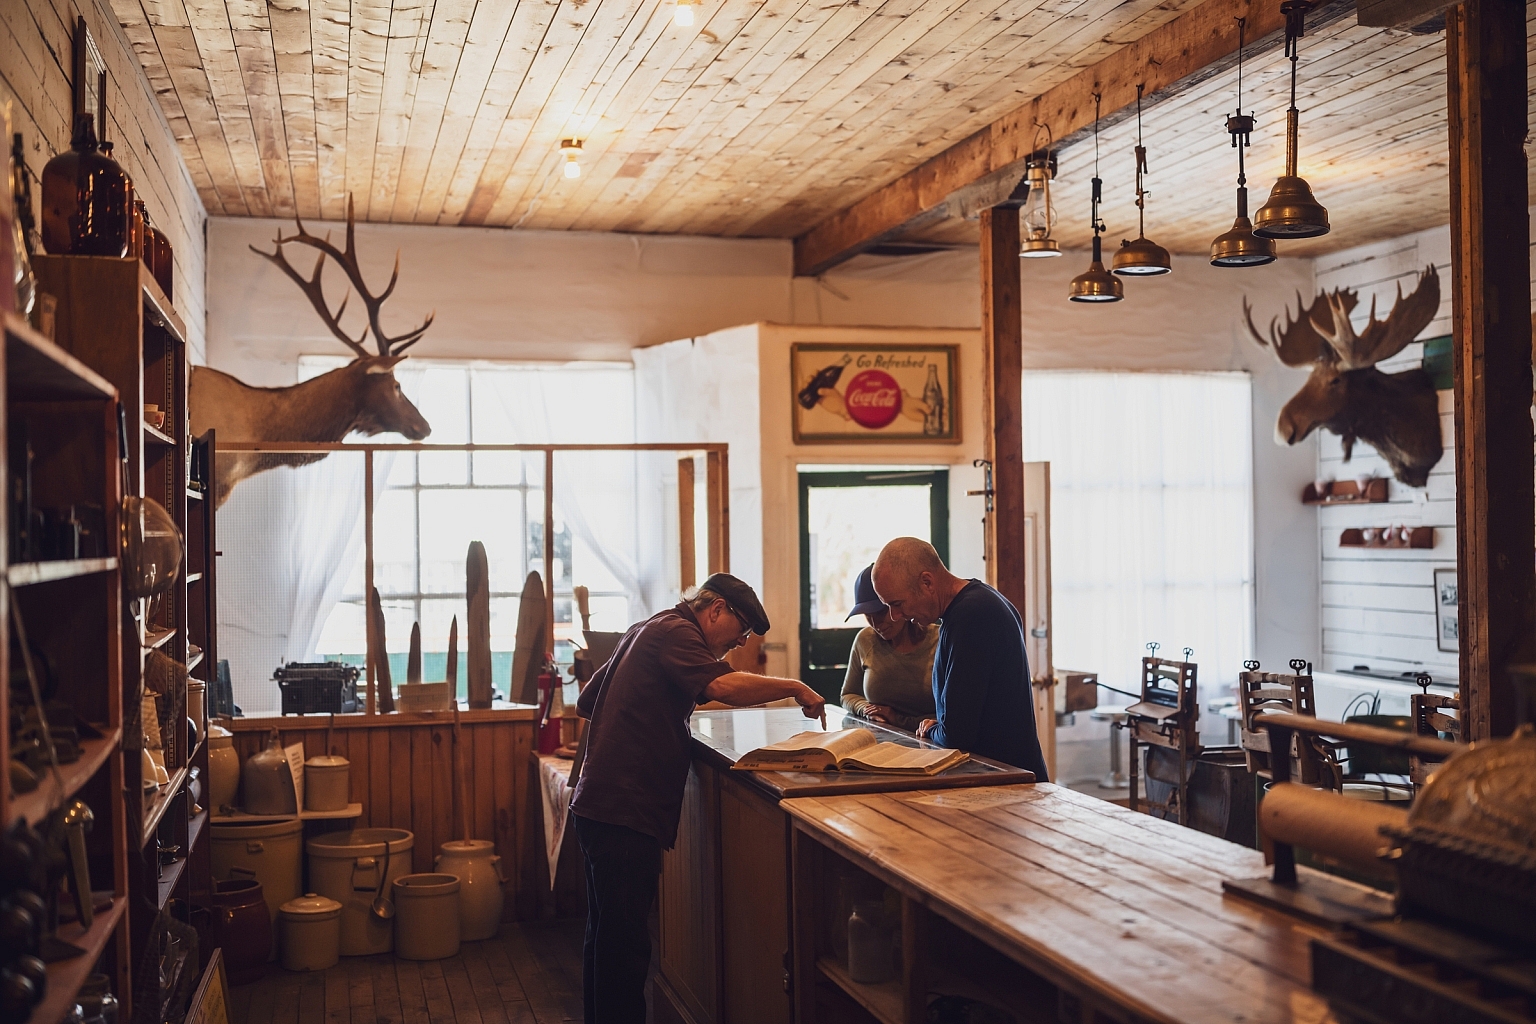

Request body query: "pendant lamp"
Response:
[1069, 94, 1123, 303]
[1019, 130, 1061, 258]
[1211, 18, 1277, 268]
[1112, 85, 1171, 277]
[1253, 0, 1329, 238]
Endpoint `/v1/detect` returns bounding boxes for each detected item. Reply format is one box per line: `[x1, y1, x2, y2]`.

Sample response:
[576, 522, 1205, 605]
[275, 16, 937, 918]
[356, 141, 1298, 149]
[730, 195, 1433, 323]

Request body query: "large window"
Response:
[302, 358, 636, 692]
[1023, 371, 1254, 695]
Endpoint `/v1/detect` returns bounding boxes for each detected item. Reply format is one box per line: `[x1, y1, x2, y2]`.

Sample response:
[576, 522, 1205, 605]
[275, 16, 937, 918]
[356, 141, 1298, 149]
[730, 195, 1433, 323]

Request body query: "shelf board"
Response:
[211, 802, 363, 824]
[185, 572, 203, 584]
[4, 311, 116, 401]
[817, 957, 904, 1024]
[144, 422, 177, 446]
[146, 626, 177, 650]
[9, 728, 122, 826]
[32, 895, 128, 1024]
[141, 765, 190, 847]
[140, 264, 186, 343]
[188, 487, 204, 501]
[189, 806, 208, 849]
[7, 557, 118, 587]
[187, 649, 205, 672]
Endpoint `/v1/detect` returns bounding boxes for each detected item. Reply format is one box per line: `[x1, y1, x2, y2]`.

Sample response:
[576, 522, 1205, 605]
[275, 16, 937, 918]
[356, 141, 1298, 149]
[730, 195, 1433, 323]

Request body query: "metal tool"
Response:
[63, 799, 94, 927]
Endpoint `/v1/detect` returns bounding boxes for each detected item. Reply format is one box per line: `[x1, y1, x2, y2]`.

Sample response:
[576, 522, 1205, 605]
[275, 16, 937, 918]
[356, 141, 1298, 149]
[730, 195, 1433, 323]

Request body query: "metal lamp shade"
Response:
[1112, 235, 1172, 276]
[1068, 249, 1123, 302]
[1210, 193, 1277, 268]
[1019, 234, 1062, 258]
[1253, 174, 1330, 238]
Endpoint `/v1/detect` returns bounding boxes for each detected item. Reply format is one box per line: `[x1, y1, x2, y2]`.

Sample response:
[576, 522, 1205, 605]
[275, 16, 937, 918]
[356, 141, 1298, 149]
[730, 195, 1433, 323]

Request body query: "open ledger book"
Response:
[732, 728, 969, 775]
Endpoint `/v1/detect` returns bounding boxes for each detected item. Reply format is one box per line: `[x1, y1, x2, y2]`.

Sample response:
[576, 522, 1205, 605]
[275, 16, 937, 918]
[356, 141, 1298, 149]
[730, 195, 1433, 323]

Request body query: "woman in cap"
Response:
[841, 564, 938, 732]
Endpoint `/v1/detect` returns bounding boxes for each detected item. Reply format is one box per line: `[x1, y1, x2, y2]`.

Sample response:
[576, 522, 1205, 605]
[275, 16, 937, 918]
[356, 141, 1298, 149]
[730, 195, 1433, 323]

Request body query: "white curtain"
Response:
[1023, 371, 1254, 696]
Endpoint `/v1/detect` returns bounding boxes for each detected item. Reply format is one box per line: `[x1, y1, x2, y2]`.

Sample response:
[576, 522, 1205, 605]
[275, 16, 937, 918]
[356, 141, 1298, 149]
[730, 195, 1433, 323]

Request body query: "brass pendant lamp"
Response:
[1253, 0, 1329, 239]
[1069, 94, 1124, 303]
[1211, 18, 1277, 268]
[1113, 85, 1172, 277]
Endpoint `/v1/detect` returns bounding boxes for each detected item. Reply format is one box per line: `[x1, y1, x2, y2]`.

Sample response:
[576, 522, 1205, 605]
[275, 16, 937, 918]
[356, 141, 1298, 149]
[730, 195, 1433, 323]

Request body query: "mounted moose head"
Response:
[190, 196, 434, 506]
[1245, 265, 1442, 487]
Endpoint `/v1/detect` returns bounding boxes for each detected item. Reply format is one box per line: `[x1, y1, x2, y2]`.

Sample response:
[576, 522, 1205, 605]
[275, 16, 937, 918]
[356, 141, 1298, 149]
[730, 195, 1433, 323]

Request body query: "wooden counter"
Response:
[784, 784, 1337, 1024]
[656, 708, 1035, 1024]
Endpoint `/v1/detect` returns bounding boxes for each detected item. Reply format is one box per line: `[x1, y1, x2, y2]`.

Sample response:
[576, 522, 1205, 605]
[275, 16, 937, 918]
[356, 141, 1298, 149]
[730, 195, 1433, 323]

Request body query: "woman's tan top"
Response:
[840, 625, 939, 732]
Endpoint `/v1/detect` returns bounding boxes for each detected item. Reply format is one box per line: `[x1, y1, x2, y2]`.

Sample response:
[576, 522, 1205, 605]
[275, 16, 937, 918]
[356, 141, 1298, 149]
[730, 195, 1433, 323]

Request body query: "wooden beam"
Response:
[792, 0, 1353, 277]
[1446, 0, 1534, 740]
[981, 207, 1025, 617]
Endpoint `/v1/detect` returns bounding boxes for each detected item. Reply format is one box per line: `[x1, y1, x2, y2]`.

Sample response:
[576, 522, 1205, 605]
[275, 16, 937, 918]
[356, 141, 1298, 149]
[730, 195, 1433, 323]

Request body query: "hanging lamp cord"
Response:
[1090, 91, 1104, 258]
[1134, 84, 1148, 237]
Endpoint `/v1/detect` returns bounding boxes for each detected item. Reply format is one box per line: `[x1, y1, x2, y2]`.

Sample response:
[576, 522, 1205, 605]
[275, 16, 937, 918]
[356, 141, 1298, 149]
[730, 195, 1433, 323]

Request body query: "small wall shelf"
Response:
[1304, 478, 1388, 504]
[7, 556, 118, 587]
[1340, 526, 1434, 549]
[210, 802, 363, 824]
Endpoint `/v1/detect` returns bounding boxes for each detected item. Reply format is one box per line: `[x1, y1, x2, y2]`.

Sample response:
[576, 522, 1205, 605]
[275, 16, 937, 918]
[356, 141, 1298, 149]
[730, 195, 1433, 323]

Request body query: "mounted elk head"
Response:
[1245, 265, 1442, 487]
[189, 195, 434, 506]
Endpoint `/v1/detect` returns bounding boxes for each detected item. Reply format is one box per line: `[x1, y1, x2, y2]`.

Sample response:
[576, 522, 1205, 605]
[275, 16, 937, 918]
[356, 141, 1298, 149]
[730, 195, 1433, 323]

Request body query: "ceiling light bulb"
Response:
[560, 138, 582, 179]
[674, 0, 694, 26]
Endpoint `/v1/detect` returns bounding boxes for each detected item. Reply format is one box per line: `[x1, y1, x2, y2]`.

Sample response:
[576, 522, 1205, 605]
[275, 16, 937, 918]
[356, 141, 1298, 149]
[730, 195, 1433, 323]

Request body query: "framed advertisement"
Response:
[1434, 567, 1458, 653]
[791, 343, 959, 444]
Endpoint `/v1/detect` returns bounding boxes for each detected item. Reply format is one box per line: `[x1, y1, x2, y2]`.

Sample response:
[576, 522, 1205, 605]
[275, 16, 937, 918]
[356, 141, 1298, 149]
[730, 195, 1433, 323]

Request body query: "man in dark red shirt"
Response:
[571, 573, 824, 1023]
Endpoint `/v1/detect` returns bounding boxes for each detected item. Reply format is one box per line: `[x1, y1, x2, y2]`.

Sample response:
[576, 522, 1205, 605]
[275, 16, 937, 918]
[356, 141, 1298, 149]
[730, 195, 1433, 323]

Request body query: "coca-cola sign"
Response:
[791, 341, 959, 444]
[843, 370, 902, 429]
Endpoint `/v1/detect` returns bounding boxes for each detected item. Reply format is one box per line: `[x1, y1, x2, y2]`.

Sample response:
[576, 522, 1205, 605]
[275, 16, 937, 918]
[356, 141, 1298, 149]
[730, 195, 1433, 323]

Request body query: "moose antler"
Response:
[249, 194, 435, 357]
[1244, 289, 1357, 368]
[1313, 265, 1439, 370]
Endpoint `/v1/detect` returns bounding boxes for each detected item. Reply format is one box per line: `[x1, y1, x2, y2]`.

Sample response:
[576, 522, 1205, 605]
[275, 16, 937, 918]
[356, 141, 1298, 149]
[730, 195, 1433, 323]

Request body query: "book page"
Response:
[733, 728, 876, 771]
[838, 742, 969, 775]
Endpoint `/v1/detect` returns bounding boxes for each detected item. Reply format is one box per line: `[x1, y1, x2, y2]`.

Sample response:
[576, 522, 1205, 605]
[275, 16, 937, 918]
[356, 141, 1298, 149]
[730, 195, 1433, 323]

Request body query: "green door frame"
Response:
[797, 469, 950, 700]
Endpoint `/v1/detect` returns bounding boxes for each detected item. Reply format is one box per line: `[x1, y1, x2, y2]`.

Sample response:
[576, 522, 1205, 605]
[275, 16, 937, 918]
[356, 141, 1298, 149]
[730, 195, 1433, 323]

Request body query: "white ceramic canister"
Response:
[306, 828, 415, 956]
[434, 840, 506, 941]
[392, 873, 461, 961]
[210, 817, 303, 925]
[304, 755, 350, 812]
[207, 725, 239, 813]
[278, 893, 342, 972]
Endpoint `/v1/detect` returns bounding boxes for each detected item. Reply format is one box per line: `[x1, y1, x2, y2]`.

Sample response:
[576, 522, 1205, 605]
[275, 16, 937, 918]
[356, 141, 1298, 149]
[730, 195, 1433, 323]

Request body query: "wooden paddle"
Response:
[451, 699, 472, 842]
[369, 587, 395, 713]
[446, 616, 459, 692]
[407, 622, 422, 684]
[510, 571, 547, 705]
[466, 541, 492, 708]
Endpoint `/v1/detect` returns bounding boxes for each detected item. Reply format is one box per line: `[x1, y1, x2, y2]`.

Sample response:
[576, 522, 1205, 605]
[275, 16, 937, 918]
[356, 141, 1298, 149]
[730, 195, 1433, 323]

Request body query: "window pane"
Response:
[417, 367, 469, 484]
[374, 489, 418, 596]
[806, 485, 932, 629]
[419, 489, 524, 595]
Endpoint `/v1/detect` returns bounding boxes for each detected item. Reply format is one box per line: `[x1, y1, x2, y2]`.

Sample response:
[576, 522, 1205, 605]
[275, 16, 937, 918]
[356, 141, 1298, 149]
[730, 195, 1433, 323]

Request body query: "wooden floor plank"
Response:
[269, 964, 304, 1024]
[371, 954, 406, 1024]
[439, 954, 487, 1024]
[460, 940, 512, 1024]
[297, 968, 327, 1024]
[395, 957, 430, 1024]
[323, 951, 351, 1024]
[419, 958, 456, 1024]
[245, 966, 279, 1024]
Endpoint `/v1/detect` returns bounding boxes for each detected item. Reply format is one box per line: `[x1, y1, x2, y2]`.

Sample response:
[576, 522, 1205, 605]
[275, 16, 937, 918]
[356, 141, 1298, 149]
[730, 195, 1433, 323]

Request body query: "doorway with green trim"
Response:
[798, 469, 949, 702]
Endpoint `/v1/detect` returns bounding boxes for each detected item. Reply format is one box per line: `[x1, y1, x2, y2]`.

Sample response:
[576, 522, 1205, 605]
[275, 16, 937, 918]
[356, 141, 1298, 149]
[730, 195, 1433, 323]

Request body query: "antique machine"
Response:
[1126, 644, 1200, 825]
[1225, 703, 1536, 1024]
[1237, 659, 1341, 789]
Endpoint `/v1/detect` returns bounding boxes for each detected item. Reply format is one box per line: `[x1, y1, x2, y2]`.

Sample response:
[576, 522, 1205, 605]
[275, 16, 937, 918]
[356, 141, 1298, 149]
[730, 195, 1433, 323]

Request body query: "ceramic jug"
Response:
[434, 840, 507, 941]
[210, 879, 272, 984]
[242, 729, 296, 815]
[207, 724, 239, 813]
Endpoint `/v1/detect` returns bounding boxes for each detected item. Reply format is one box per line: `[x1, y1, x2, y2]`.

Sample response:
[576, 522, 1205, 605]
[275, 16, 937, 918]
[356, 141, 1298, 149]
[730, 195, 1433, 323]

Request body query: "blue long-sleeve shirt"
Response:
[928, 580, 1050, 780]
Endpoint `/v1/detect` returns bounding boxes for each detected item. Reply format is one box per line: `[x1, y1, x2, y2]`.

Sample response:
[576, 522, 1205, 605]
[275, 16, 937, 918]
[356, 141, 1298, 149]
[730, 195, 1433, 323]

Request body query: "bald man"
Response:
[871, 537, 1048, 779]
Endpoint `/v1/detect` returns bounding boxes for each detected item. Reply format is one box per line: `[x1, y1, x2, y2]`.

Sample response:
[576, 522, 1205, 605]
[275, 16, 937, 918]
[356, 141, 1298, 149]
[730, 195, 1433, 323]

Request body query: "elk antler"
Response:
[249, 194, 436, 357]
[1244, 289, 1356, 368]
[1313, 265, 1439, 370]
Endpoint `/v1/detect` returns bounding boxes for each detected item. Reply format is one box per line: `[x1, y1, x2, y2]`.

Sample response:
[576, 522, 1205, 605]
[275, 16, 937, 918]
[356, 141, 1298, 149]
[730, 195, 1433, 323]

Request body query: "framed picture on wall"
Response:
[791, 343, 959, 444]
[1434, 567, 1458, 653]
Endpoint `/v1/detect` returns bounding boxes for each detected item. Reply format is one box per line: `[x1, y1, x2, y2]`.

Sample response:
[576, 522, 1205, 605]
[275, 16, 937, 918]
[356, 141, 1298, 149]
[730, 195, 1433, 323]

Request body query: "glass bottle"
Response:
[11, 134, 35, 316]
[41, 113, 133, 257]
[921, 362, 945, 436]
[847, 900, 895, 983]
[131, 199, 145, 260]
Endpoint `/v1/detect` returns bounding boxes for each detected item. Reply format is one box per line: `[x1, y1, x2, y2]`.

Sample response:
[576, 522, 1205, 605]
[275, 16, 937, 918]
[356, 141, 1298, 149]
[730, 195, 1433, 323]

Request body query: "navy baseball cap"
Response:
[845, 564, 887, 621]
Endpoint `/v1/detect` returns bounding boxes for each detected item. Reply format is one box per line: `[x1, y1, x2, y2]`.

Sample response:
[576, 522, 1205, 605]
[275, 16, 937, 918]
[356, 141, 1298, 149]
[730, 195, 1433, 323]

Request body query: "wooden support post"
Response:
[1446, 0, 1534, 740]
[545, 449, 556, 655]
[364, 450, 375, 714]
[706, 450, 730, 574]
[679, 456, 697, 591]
[981, 207, 1026, 614]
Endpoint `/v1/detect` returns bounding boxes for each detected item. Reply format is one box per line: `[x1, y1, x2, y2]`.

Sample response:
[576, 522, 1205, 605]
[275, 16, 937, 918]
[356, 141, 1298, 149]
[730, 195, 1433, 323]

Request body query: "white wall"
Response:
[205, 219, 979, 383]
[1306, 213, 1536, 683]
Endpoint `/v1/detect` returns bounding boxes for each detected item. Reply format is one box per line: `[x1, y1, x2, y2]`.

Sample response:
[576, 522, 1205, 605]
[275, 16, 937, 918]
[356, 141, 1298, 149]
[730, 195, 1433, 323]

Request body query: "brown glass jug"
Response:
[41, 114, 133, 257]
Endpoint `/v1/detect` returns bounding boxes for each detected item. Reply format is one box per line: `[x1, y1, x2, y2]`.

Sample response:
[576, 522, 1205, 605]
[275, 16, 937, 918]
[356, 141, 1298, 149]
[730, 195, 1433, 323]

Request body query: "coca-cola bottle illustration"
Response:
[798, 354, 851, 409]
[922, 363, 945, 435]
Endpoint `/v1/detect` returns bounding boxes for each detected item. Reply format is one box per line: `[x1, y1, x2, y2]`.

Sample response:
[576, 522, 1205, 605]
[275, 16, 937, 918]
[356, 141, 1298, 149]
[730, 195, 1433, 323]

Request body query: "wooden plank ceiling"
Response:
[111, 0, 1531, 256]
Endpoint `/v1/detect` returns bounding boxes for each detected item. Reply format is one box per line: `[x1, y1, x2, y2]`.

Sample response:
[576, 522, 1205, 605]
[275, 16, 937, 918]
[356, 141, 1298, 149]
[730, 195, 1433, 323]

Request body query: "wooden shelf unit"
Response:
[33, 254, 209, 1024]
[1, 310, 129, 1021]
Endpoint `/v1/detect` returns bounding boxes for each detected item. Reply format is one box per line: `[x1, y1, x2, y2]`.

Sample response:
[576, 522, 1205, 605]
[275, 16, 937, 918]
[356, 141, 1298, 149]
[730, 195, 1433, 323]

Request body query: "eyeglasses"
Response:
[722, 601, 753, 641]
